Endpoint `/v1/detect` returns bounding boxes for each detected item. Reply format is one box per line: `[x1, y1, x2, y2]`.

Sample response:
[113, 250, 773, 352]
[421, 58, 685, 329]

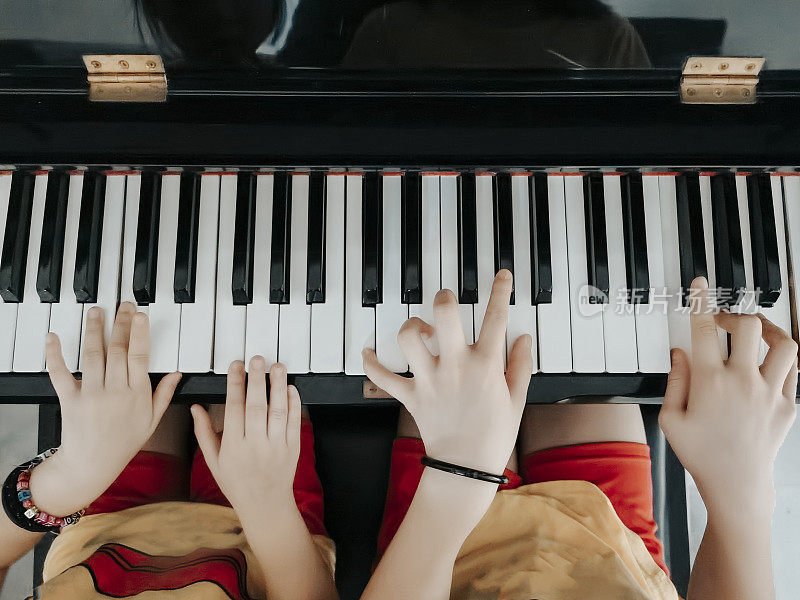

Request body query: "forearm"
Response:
[0, 507, 42, 569]
[361, 468, 497, 600]
[688, 494, 775, 600]
[238, 500, 337, 600]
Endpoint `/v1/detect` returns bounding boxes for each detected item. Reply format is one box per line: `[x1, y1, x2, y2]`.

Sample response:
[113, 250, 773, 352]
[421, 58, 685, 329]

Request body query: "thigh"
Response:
[519, 404, 646, 456]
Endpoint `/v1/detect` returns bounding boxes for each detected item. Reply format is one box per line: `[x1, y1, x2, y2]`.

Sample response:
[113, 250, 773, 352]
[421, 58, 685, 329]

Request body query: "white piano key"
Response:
[48, 173, 83, 372]
[310, 174, 345, 372]
[376, 174, 409, 372]
[537, 175, 572, 373]
[506, 174, 537, 372]
[759, 175, 791, 361]
[13, 173, 49, 372]
[659, 175, 692, 358]
[408, 174, 441, 355]
[734, 174, 758, 314]
[474, 174, 495, 338]
[213, 174, 246, 374]
[277, 174, 311, 373]
[635, 175, 671, 373]
[699, 174, 728, 359]
[601, 175, 637, 373]
[565, 175, 605, 372]
[148, 173, 181, 372]
[344, 174, 375, 375]
[79, 174, 125, 369]
[439, 174, 474, 343]
[179, 174, 220, 373]
[120, 174, 147, 313]
[783, 175, 800, 349]
[245, 173, 279, 367]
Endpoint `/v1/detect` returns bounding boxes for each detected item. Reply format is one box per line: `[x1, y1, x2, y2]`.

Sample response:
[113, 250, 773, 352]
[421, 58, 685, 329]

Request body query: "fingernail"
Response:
[251, 355, 266, 369]
[498, 269, 512, 281]
[88, 307, 100, 320]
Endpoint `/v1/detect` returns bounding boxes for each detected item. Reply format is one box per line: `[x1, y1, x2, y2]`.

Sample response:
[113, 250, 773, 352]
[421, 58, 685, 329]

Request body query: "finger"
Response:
[662, 349, 691, 415]
[245, 356, 269, 439]
[362, 348, 414, 401]
[286, 384, 302, 449]
[505, 334, 533, 406]
[397, 317, 435, 373]
[758, 314, 799, 387]
[688, 277, 723, 370]
[127, 312, 151, 393]
[191, 404, 221, 469]
[267, 363, 289, 440]
[224, 361, 246, 436]
[782, 356, 798, 400]
[432, 289, 466, 358]
[80, 306, 106, 390]
[715, 311, 761, 368]
[45, 333, 79, 400]
[476, 270, 513, 354]
[105, 303, 135, 387]
[152, 372, 181, 424]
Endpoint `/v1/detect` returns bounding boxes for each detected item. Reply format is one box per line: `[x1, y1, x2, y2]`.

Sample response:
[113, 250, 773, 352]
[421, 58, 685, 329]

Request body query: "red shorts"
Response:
[377, 439, 668, 575]
[85, 419, 327, 537]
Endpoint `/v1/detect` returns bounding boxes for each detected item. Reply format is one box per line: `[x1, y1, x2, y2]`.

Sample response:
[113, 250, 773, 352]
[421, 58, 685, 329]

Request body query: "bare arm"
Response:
[659, 278, 796, 600]
[360, 271, 532, 599]
[192, 360, 338, 600]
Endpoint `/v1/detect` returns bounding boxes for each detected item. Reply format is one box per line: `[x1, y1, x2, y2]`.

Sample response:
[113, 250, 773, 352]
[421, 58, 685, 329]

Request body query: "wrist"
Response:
[231, 488, 296, 524]
[417, 467, 497, 522]
[700, 478, 776, 525]
[27, 451, 104, 517]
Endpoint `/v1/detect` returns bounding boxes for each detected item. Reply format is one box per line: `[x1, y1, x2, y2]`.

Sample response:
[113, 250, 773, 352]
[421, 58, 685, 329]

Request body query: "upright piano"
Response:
[2, 0, 800, 405]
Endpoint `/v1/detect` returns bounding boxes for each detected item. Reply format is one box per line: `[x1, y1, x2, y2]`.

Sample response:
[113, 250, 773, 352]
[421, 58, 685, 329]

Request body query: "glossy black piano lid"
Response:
[3, 2, 800, 167]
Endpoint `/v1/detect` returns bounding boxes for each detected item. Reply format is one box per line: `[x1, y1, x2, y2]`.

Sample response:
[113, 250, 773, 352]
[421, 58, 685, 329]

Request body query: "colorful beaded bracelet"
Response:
[1, 448, 85, 533]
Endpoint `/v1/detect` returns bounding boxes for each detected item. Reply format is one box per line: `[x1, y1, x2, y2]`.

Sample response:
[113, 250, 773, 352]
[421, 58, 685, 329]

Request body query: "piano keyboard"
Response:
[0, 168, 795, 376]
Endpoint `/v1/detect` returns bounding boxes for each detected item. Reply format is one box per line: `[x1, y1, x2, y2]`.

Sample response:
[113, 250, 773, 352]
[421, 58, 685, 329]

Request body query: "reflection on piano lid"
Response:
[0, 167, 797, 405]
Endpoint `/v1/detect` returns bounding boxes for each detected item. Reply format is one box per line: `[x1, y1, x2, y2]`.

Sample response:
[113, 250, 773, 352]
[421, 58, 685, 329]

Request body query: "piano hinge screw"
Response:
[746, 62, 757, 71]
[691, 61, 702, 69]
[742, 88, 752, 98]
[719, 62, 729, 71]
[146, 61, 157, 69]
[686, 87, 697, 96]
[713, 88, 724, 97]
[90, 60, 101, 69]
[118, 60, 130, 69]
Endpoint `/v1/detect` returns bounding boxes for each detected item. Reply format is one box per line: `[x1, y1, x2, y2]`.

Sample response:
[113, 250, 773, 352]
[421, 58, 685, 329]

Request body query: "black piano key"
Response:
[620, 173, 649, 304]
[457, 172, 478, 304]
[583, 173, 609, 301]
[494, 173, 515, 303]
[675, 173, 707, 306]
[0, 171, 36, 303]
[747, 173, 782, 307]
[710, 173, 746, 306]
[306, 171, 327, 304]
[36, 170, 70, 302]
[269, 171, 292, 304]
[232, 172, 256, 305]
[73, 171, 106, 303]
[133, 170, 161, 304]
[362, 171, 382, 306]
[530, 173, 552, 304]
[401, 171, 422, 304]
[173, 172, 201, 303]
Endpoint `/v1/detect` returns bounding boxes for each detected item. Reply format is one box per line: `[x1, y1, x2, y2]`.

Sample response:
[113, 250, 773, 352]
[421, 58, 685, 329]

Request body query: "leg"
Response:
[85, 405, 192, 515]
[519, 403, 667, 573]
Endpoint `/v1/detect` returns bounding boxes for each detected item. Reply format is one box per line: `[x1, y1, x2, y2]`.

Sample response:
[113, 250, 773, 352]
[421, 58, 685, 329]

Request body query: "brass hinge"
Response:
[82, 54, 167, 102]
[681, 57, 764, 104]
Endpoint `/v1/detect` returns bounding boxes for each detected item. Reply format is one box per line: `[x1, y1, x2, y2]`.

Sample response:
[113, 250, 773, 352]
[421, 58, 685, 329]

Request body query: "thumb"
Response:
[191, 404, 221, 467]
[661, 349, 690, 423]
[506, 334, 533, 406]
[152, 372, 181, 421]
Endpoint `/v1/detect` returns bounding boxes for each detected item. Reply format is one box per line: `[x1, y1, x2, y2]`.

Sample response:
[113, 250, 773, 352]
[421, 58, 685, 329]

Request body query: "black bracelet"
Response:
[421, 455, 509, 485]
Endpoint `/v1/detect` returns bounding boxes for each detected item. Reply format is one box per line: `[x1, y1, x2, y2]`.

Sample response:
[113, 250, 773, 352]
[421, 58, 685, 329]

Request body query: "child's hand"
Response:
[363, 270, 532, 475]
[29, 303, 181, 516]
[191, 358, 302, 512]
[659, 277, 797, 514]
